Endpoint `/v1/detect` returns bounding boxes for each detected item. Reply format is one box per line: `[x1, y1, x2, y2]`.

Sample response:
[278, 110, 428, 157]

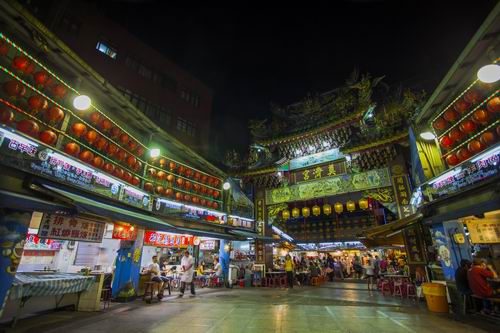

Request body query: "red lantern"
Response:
[185, 181, 192, 191]
[178, 166, 185, 175]
[119, 133, 129, 145]
[12, 56, 30, 72]
[156, 186, 164, 195]
[448, 128, 463, 143]
[123, 172, 132, 183]
[192, 196, 199, 204]
[159, 158, 167, 168]
[207, 189, 213, 196]
[106, 143, 118, 156]
[201, 175, 208, 183]
[148, 168, 157, 177]
[472, 109, 489, 124]
[33, 71, 50, 87]
[103, 163, 115, 174]
[144, 182, 154, 193]
[0, 107, 15, 124]
[175, 192, 182, 201]
[456, 148, 471, 162]
[439, 136, 453, 149]
[194, 171, 201, 180]
[169, 161, 176, 171]
[0, 40, 10, 56]
[92, 156, 104, 169]
[193, 183, 200, 192]
[213, 191, 220, 199]
[459, 120, 476, 134]
[111, 127, 121, 138]
[71, 122, 87, 137]
[39, 130, 57, 145]
[89, 111, 101, 125]
[64, 142, 80, 156]
[443, 109, 459, 123]
[212, 202, 218, 210]
[165, 188, 173, 197]
[128, 140, 137, 151]
[116, 149, 127, 161]
[184, 194, 191, 202]
[79, 150, 94, 163]
[467, 140, 483, 154]
[176, 177, 184, 187]
[157, 171, 167, 180]
[84, 130, 98, 144]
[23, 62, 35, 76]
[497, 125, 500, 137]
[134, 161, 142, 172]
[480, 131, 496, 147]
[131, 176, 140, 186]
[136, 146, 144, 157]
[185, 169, 192, 178]
[27, 96, 48, 113]
[214, 179, 220, 187]
[166, 174, 174, 183]
[113, 167, 124, 179]
[16, 119, 39, 137]
[3, 80, 23, 97]
[100, 118, 113, 131]
[454, 99, 470, 114]
[433, 118, 447, 131]
[51, 84, 67, 99]
[44, 107, 65, 123]
[201, 186, 207, 194]
[487, 97, 500, 113]
[95, 137, 108, 151]
[126, 155, 137, 168]
[200, 199, 206, 206]
[464, 89, 483, 105]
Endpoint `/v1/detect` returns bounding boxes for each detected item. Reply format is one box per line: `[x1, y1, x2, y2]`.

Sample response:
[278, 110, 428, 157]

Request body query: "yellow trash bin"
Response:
[422, 283, 449, 313]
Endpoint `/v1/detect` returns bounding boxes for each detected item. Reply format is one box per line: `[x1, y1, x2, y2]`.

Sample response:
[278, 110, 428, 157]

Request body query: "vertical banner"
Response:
[402, 224, 426, 264]
[389, 156, 415, 219]
[255, 192, 265, 264]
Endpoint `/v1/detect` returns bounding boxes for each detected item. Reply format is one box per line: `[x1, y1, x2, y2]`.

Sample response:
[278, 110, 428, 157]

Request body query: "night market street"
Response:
[5, 282, 498, 333]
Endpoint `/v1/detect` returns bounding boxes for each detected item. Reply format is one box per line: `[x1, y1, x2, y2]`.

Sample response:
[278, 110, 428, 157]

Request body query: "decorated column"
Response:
[112, 228, 144, 300]
[0, 211, 30, 317]
[218, 239, 230, 283]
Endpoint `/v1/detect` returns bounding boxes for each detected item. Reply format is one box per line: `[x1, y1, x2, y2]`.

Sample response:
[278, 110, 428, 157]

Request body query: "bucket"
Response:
[422, 283, 449, 313]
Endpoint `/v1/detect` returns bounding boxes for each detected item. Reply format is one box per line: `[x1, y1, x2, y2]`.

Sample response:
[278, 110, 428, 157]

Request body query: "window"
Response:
[124, 55, 177, 92]
[176, 117, 196, 137]
[117, 87, 172, 127]
[179, 88, 200, 108]
[96, 42, 117, 59]
[74, 243, 99, 267]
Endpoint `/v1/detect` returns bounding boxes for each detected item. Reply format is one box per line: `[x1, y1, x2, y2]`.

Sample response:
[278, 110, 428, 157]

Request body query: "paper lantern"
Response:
[439, 136, 453, 149]
[103, 163, 115, 174]
[323, 204, 332, 215]
[457, 148, 472, 162]
[131, 176, 140, 186]
[136, 146, 144, 157]
[84, 130, 98, 144]
[0, 107, 14, 124]
[51, 84, 67, 99]
[159, 158, 167, 168]
[39, 130, 57, 145]
[472, 109, 489, 124]
[359, 198, 369, 210]
[445, 153, 459, 167]
[155, 185, 164, 195]
[119, 133, 129, 145]
[169, 161, 176, 170]
[12, 55, 30, 72]
[292, 207, 300, 218]
[144, 182, 154, 193]
[64, 142, 80, 156]
[156, 171, 167, 180]
[448, 128, 464, 142]
[464, 89, 483, 105]
[480, 131, 496, 147]
[165, 188, 173, 197]
[166, 174, 174, 183]
[16, 119, 39, 137]
[95, 137, 108, 151]
[44, 107, 64, 123]
[3, 80, 23, 97]
[176, 177, 184, 187]
[33, 71, 50, 86]
[126, 155, 137, 168]
[27, 96, 48, 113]
[454, 99, 470, 114]
[128, 140, 137, 151]
[433, 117, 447, 131]
[100, 118, 113, 131]
[79, 150, 94, 163]
[89, 111, 101, 125]
[92, 156, 104, 169]
[443, 109, 459, 123]
[71, 122, 87, 137]
[312, 205, 321, 216]
[467, 140, 483, 154]
[302, 207, 310, 217]
[346, 200, 356, 212]
[459, 120, 476, 134]
[486, 97, 500, 113]
[116, 149, 127, 162]
[106, 143, 118, 156]
[175, 192, 183, 201]
[334, 202, 343, 214]
[113, 168, 124, 179]
[111, 127, 121, 138]
[282, 209, 290, 220]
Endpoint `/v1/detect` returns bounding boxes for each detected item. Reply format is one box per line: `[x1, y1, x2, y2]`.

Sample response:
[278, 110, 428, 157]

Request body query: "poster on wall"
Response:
[465, 219, 500, 244]
[143, 231, 194, 248]
[38, 214, 105, 243]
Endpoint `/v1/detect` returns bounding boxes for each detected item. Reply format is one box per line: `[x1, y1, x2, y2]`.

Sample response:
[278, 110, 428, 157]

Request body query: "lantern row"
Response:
[281, 199, 370, 220]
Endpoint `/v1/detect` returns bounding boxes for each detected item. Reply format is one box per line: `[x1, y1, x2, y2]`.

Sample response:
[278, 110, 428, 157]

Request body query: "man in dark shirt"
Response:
[455, 259, 472, 295]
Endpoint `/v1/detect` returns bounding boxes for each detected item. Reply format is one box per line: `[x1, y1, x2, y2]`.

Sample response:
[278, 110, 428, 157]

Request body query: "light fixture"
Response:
[308, 146, 314, 152]
[223, 182, 231, 190]
[477, 64, 500, 83]
[322, 141, 329, 147]
[420, 131, 436, 141]
[150, 148, 160, 158]
[73, 95, 92, 111]
[295, 149, 301, 155]
[277, 171, 282, 177]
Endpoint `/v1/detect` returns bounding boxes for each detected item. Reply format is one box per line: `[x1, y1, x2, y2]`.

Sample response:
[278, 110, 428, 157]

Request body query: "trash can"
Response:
[422, 283, 449, 313]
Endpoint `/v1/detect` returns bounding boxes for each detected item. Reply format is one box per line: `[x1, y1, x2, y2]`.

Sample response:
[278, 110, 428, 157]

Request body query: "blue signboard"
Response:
[289, 148, 344, 170]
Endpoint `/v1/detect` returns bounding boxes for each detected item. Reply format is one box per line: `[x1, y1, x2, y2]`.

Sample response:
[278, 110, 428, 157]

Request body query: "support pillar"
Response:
[218, 239, 230, 282]
[112, 228, 144, 300]
[0, 211, 30, 317]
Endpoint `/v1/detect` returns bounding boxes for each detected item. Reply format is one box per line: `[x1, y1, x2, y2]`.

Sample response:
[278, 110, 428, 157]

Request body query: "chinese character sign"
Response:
[38, 214, 105, 242]
[112, 224, 138, 241]
[143, 231, 194, 248]
[392, 175, 414, 218]
[292, 160, 346, 183]
[466, 219, 500, 244]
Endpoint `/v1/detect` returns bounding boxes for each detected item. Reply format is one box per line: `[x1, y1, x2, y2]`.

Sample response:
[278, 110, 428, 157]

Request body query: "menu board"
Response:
[465, 219, 500, 244]
[144, 231, 195, 248]
[38, 214, 105, 243]
[402, 225, 426, 264]
[0, 127, 152, 211]
[199, 240, 217, 250]
[152, 198, 224, 224]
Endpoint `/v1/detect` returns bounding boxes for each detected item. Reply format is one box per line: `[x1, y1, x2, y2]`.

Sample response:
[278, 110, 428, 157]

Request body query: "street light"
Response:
[150, 148, 160, 158]
[420, 131, 436, 141]
[73, 95, 92, 111]
[477, 64, 500, 83]
[223, 182, 231, 190]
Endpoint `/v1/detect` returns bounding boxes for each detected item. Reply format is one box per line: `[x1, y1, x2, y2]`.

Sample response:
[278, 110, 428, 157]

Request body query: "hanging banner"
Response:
[289, 148, 344, 170]
[392, 175, 414, 218]
[291, 160, 347, 184]
[112, 224, 138, 241]
[38, 214, 105, 243]
[266, 168, 391, 205]
[402, 225, 426, 264]
[143, 231, 195, 248]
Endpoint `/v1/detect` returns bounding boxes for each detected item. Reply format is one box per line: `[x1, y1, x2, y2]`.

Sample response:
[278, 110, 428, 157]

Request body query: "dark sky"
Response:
[104, 1, 497, 160]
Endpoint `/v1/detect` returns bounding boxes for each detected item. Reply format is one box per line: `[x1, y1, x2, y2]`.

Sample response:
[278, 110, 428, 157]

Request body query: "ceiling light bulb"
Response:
[477, 64, 500, 83]
[73, 95, 92, 110]
[420, 131, 436, 141]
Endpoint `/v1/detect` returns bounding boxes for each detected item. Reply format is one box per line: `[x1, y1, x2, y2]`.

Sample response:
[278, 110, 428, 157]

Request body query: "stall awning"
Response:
[174, 226, 237, 240]
[0, 189, 74, 214]
[228, 229, 275, 242]
[42, 184, 174, 231]
[359, 213, 422, 248]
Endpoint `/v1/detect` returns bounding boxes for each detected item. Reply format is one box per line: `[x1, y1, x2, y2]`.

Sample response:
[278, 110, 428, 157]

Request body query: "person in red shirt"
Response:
[468, 258, 498, 313]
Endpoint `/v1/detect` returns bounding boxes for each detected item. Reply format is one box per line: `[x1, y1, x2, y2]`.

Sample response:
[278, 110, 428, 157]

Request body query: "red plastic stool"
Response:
[381, 280, 392, 296]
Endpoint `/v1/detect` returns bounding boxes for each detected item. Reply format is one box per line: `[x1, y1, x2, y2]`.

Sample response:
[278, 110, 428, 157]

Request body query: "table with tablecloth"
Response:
[10, 273, 95, 300]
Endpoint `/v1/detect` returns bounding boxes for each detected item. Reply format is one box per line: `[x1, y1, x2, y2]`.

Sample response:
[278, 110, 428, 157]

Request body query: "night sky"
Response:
[104, 1, 496, 161]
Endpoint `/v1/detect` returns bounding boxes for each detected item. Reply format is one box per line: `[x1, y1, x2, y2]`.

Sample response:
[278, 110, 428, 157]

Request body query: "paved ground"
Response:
[2, 281, 498, 333]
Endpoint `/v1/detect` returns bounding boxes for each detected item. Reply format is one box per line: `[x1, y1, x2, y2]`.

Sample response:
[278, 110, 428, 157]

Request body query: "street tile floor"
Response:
[3, 282, 498, 333]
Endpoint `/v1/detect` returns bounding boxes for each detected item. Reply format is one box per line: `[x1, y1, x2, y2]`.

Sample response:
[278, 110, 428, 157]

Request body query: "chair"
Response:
[406, 283, 417, 300]
[279, 275, 287, 288]
[393, 279, 403, 298]
[380, 279, 392, 296]
[101, 288, 112, 309]
[143, 281, 161, 303]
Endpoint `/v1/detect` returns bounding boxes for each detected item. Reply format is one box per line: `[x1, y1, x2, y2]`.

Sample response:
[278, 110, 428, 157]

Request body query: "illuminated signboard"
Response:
[153, 198, 225, 225]
[228, 215, 255, 230]
[25, 233, 62, 250]
[289, 148, 344, 170]
[199, 240, 217, 250]
[291, 160, 347, 184]
[0, 127, 152, 211]
[144, 231, 195, 248]
[465, 219, 500, 244]
[38, 214, 105, 243]
[112, 224, 138, 241]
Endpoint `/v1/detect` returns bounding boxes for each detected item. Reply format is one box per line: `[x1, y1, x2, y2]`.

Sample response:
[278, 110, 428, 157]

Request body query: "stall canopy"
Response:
[174, 226, 237, 240]
[228, 229, 275, 242]
[0, 189, 74, 215]
[41, 183, 174, 231]
[359, 213, 423, 248]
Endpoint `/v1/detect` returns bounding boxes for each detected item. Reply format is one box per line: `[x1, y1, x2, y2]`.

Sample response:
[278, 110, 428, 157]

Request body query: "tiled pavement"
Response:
[3, 282, 498, 333]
